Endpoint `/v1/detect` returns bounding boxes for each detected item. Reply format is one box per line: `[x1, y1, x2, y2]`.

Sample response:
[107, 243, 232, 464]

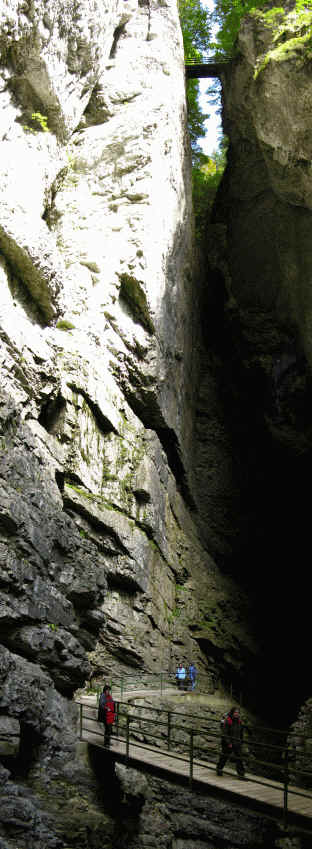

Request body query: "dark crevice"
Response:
[38, 393, 66, 435]
[157, 425, 196, 509]
[1, 722, 42, 779]
[106, 573, 141, 593]
[67, 383, 118, 436]
[55, 469, 64, 493]
[116, 386, 196, 509]
[0, 249, 47, 328]
[109, 23, 127, 59]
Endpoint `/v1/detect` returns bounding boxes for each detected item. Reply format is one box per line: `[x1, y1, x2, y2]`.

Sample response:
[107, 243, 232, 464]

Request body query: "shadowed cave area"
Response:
[197, 255, 312, 727]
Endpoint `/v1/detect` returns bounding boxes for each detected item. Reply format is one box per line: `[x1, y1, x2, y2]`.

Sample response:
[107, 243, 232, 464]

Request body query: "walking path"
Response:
[76, 691, 312, 829]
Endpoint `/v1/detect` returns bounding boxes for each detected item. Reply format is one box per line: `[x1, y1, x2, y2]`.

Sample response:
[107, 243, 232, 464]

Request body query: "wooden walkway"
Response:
[77, 697, 312, 830]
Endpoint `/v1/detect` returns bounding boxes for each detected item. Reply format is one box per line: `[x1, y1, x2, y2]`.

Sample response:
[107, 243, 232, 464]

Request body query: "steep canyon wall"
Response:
[0, 1, 259, 846]
[206, 4, 312, 721]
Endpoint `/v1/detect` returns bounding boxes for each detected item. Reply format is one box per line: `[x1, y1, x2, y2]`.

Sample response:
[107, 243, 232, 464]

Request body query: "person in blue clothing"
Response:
[175, 662, 186, 690]
[188, 662, 197, 690]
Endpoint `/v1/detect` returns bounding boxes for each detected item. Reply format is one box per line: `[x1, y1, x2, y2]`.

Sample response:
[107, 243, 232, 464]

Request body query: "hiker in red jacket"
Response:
[98, 685, 115, 748]
[216, 706, 246, 779]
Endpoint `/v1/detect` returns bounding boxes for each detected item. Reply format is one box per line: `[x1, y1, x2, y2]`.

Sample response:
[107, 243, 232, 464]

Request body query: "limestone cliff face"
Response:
[0, 1, 259, 845]
[207, 5, 312, 720]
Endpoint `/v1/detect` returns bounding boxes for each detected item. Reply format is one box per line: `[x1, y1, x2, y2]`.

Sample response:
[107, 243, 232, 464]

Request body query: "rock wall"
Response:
[205, 4, 312, 721]
[0, 0, 260, 845]
[2, 0, 312, 843]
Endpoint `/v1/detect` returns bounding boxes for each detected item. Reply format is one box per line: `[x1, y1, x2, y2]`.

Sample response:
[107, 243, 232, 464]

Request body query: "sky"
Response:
[198, 80, 222, 156]
[197, 0, 222, 157]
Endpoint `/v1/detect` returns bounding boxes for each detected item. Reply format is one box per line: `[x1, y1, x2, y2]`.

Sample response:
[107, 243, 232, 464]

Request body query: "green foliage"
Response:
[180, 0, 312, 238]
[187, 78, 209, 166]
[261, 7, 285, 27]
[192, 144, 227, 238]
[179, 0, 211, 57]
[32, 111, 49, 132]
[254, 29, 312, 78]
[295, 0, 312, 12]
[56, 319, 76, 331]
[23, 112, 50, 134]
[211, 0, 256, 57]
[212, 0, 312, 58]
[178, 0, 211, 164]
[178, 0, 227, 232]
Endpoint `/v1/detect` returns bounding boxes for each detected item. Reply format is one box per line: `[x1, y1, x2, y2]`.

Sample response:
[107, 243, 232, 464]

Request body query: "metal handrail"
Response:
[102, 697, 289, 741]
[77, 702, 312, 825]
[105, 671, 178, 702]
[77, 698, 312, 822]
[98, 671, 244, 705]
[185, 56, 230, 65]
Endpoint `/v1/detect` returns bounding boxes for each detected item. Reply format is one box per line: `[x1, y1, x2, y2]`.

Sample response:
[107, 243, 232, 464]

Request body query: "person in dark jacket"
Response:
[98, 685, 115, 748]
[216, 706, 246, 778]
[188, 662, 198, 690]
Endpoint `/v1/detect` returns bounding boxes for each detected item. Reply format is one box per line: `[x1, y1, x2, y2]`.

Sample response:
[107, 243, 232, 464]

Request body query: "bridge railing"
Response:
[184, 55, 230, 65]
[92, 671, 243, 705]
[77, 699, 312, 826]
[110, 672, 177, 701]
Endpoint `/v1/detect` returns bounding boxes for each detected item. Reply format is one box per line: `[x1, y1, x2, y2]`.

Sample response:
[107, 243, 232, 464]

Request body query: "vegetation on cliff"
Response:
[178, 0, 211, 163]
[179, 0, 312, 236]
[212, 0, 312, 57]
[178, 0, 226, 235]
[192, 141, 227, 236]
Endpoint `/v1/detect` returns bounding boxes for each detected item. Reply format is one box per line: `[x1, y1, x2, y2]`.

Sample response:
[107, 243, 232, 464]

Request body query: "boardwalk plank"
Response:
[77, 696, 312, 827]
[81, 728, 312, 822]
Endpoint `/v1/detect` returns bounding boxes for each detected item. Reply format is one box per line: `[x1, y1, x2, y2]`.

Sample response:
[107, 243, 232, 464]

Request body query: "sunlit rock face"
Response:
[0, 0, 260, 845]
[0, 0, 195, 468]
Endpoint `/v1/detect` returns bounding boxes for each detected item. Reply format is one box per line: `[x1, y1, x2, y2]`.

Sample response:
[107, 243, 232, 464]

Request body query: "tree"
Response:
[186, 78, 209, 166]
[178, 0, 211, 164]
[192, 142, 228, 237]
[211, 0, 250, 57]
[179, 0, 211, 58]
[178, 0, 227, 234]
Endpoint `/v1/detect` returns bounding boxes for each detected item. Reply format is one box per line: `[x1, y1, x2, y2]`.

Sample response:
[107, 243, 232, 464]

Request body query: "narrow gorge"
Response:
[1, 0, 312, 847]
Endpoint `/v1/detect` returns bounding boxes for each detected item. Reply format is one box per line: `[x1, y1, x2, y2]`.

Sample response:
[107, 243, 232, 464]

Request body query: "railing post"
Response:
[283, 746, 289, 827]
[126, 715, 130, 761]
[167, 711, 171, 751]
[189, 730, 194, 789]
[79, 703, 83, 740]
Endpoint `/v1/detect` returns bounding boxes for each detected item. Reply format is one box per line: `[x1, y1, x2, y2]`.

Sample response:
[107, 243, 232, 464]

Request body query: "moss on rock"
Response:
[118, 273, 155, 335]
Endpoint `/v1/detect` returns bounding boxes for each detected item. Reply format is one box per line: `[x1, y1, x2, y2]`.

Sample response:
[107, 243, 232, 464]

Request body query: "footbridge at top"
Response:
[185, 56, 231, 78]
[77, 686, 312, 833]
